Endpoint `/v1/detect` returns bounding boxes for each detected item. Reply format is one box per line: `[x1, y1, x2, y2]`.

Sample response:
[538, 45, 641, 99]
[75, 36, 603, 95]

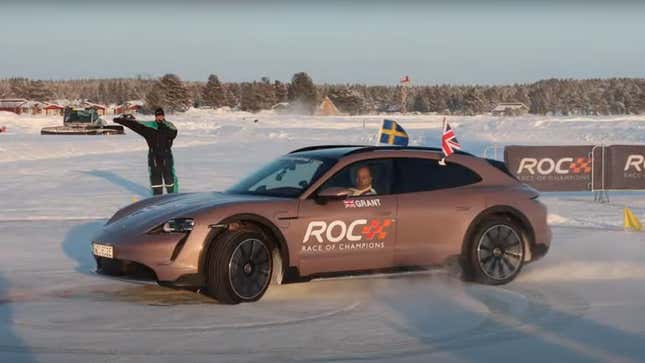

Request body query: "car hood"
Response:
[104, 192, 284, 233]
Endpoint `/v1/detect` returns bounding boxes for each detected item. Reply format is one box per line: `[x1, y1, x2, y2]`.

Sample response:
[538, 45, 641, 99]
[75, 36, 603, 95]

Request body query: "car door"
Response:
[294, 158, 398, 276]
[393, 157, 484, 266]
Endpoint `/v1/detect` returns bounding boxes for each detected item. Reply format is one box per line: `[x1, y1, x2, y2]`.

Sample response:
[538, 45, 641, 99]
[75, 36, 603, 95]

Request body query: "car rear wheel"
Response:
[465, 218, 525, 285]
[205, 230, 273, 304]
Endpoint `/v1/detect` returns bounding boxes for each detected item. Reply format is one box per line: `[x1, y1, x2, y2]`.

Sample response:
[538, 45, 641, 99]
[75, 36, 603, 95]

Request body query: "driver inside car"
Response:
[347, 165, 377, 196]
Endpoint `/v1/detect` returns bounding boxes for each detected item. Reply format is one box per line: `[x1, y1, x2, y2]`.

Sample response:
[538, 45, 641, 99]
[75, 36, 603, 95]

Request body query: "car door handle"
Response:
[277, 215, 298, 220]
[456, 206, 471, 211]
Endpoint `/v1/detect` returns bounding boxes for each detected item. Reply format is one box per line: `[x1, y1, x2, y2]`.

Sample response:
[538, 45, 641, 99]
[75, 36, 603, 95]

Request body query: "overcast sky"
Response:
[1, 1, 644, 85]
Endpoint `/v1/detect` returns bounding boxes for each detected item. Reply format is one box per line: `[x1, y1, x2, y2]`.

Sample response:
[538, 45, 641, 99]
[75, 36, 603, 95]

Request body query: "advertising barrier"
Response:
[504, 145, 594, 191]
[503, 144, 645, 192]
[603, 145, 645, 190]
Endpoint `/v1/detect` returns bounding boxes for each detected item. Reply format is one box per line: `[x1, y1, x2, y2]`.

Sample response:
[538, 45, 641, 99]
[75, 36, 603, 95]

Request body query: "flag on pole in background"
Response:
[441, 117, 461, 158]
[378, 119, 409, 146]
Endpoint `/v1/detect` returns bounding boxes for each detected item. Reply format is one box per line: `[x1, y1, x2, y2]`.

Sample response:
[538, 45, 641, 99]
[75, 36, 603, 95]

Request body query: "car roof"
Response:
[289, 145, 475, 159]
[288, 145, 365, 159]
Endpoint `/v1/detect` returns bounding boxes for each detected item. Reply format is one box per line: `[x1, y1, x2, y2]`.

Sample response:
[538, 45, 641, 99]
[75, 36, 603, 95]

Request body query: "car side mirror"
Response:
[315, 187, 350, 204]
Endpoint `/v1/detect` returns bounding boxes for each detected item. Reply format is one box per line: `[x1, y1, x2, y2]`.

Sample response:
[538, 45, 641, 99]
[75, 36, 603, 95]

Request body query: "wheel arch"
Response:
[198, 213, 291, 278]
[461, 205, 536, 261]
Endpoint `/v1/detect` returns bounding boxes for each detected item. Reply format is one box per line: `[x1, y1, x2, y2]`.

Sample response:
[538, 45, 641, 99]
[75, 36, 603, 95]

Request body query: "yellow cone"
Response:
[624, 208, 642, 232]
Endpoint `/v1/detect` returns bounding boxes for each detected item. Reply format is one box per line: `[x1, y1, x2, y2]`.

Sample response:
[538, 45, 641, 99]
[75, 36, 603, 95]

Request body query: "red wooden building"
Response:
[81, 101, 108, 116]
[44, 103, 65, 116]
[0, 99, 28, 114]
[114, 102, 143, 114]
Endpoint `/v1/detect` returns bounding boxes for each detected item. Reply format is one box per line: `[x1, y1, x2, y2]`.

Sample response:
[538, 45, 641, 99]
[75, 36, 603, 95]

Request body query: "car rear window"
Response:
[393, 158, 482, 193]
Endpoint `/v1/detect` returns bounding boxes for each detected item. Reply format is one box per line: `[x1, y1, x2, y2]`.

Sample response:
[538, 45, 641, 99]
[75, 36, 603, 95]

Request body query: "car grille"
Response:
[95, 257, 157, 281]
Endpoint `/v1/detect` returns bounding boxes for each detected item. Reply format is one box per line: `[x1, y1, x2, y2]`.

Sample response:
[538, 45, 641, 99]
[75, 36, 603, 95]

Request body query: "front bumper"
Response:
[95, 256, 205, 288]
[95, 256, 157, 281]
[92, 228, 200, 283]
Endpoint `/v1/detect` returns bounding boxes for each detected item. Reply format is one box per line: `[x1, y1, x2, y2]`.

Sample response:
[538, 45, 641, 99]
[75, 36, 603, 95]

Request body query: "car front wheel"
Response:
[205, 230, 273, 304]
[465, 218, 525, 285]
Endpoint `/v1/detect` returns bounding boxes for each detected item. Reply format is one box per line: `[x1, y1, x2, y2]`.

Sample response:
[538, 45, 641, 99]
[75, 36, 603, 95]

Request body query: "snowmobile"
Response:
[41, 107, 125, 135]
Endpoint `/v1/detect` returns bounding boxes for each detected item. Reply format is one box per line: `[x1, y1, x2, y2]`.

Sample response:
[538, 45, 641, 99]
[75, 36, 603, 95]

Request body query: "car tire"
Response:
[464, 217, 525, 285]
[205, 230, 273, 304]
[270, 247, 284, 285]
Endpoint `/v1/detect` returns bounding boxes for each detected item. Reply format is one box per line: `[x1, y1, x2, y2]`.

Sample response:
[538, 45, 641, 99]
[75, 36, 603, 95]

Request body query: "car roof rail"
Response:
[289, 145, 475, 157]
[288, 145, 366, 154]
[345, 145, 475, 157]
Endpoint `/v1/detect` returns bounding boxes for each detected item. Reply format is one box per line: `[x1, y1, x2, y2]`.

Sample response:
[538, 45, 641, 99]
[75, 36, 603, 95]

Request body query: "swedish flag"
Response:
[378, 119, 409, 146]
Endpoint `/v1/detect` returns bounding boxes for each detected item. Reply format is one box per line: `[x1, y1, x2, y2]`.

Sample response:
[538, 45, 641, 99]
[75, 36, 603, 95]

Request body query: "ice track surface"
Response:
[1, 110, 645, 362]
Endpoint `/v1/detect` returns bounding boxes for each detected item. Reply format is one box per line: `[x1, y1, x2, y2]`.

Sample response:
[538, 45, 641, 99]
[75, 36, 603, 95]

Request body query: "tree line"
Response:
[1, 74, 644, 116]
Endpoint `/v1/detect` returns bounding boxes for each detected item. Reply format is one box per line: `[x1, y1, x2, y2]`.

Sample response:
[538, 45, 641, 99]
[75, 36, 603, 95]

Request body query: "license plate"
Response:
[92, 243, 114, 259]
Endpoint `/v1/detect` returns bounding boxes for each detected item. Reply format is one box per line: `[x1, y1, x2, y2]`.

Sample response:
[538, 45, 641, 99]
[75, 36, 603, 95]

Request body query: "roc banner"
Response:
[504, 145, 594, 191]
[604, 145, 645, 190]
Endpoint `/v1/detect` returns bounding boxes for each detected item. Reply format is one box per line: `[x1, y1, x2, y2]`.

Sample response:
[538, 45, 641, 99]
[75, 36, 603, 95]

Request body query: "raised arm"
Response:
[113, 115, 152, 137]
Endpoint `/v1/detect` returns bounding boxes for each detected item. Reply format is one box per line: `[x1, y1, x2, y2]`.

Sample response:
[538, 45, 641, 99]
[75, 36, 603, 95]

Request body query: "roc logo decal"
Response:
[569, 157, 592, 174]
[361, 219, 391, 240]
[301, 218, 393, 254]
[517, 156, 592, 175]
[625, 154, 645, 172]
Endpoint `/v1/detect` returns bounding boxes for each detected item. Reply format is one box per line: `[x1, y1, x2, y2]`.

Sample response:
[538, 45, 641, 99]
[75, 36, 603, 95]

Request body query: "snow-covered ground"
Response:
[1, 110, 645, 362]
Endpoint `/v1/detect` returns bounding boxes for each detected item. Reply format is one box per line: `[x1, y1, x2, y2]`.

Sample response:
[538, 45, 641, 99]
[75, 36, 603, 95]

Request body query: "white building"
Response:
[491, 102, 529, 116]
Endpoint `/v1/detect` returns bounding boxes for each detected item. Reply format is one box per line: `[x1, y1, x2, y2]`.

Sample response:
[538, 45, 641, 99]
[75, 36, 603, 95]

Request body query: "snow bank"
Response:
[2, 109, 645, 164]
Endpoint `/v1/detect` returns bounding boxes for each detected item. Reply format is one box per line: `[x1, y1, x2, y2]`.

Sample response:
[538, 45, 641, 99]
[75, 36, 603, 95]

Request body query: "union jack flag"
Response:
[343, 200, 356, 208]
[441, 118, 461, 158]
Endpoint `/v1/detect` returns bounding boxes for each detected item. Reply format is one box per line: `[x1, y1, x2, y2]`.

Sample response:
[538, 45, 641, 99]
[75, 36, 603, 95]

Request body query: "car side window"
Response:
[320, 159, 394, 196]
[393, 158, 482, 194]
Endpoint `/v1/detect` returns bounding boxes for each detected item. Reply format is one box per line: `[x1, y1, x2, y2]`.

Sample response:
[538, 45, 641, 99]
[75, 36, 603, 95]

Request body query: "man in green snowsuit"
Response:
[114, 108, 178, 195]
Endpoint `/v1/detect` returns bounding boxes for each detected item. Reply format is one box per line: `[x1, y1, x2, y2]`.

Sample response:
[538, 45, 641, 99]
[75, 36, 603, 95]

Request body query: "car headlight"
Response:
[161, 218, 195, 233]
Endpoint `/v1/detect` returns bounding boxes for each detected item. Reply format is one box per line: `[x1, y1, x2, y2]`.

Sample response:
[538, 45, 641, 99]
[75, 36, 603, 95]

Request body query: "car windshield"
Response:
[227, 156, 337, 198]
